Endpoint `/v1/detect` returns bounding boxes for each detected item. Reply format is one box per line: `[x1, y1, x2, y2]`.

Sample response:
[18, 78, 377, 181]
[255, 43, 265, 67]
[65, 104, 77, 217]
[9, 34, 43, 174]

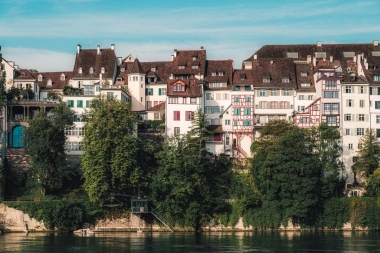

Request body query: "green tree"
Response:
[353, 129, 380, 182]
[364, 168, 380, 197]
[250, 121, 322, 227]
[151, 109, 232, 230]
[81, 95, 155, 203]
[24, 103, 74, 195]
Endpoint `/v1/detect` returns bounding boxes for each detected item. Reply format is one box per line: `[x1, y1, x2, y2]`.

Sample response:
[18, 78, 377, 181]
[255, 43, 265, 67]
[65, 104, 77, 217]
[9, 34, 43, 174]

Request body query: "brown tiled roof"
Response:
[233, 69, 253, 85]
[147, 102, 165, 111]
[37, 71, 73, 89]
[295, 63, 315, 92]
[14, 69, 36, 80]
[249, 43, 380, 61]
[167, 77, 202, 97]
[130, 58, 145, 74]
[251, 58, 297, 88]
[204, 60, 233, 90]
[73, 47, 116, 79]
[365, 56, 380, 84]
[141, 61, 171, 84]
[170, 49, 206, 75]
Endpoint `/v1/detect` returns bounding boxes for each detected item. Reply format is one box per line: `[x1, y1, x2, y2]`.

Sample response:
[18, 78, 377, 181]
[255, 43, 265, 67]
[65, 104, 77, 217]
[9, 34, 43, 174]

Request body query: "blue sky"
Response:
[1, 0, 380, 71]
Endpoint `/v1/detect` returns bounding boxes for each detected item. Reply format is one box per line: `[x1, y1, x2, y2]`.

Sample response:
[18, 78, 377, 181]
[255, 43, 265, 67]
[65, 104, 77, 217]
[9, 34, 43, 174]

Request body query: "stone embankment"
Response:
[0, 204, 368, 233]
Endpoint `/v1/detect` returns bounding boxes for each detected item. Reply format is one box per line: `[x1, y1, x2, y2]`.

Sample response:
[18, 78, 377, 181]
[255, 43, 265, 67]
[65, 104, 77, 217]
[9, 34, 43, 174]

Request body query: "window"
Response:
[345, 114, 352, 121]
[345, 129, 350, 135]
[308, 95, 314, 100]
[263, 78, 270, 83]
[347, 99, 353, 107]
[345, 86, 352, 93]
[107, 92, 113, 100]
[358, 114, 365, 121]
[192, 65, 198, 69]
[260, 101, 267, 109]
[206, 93, 212, 100]
[377, 115, 380, 123]
[173, 111, 180, 121]
[299, 95, 304, 100]
[233, 86, 240, 91]
[225, 136, 230, 145]
[146, 88, 153, 96]
[211, 118, 220, 125]
[234, 96, 240, 102]
[86, 100, 91, 107]
[78, 67, 82, 74]
[298, 106, 305, 112]
[168, 97, 178, 104]
[375, 101, 380, 109]
[245, 97, 251, 102]
[77, 100, 83, 108]
[268, 116, 274, 122]
[244, 108, 251, 115]
[377, 129, 380, 138]
[326, 81, 337, 88]
[280, 101, 286, 109]
[73, 115, 82, 122]
[96, 86, 100, 92]
[301, 72, 308, 77]
[84, 85, 94, 95]
[259, 89, 266, 96]
[174, 127, 180, 135]
[282, 78, 289, 83]
[360, 86, 364, 93]
[223, 93, 229, 100]
[284, 89, 290, 96]
[360, 100, 365, 108]
[185, 111, 194, 121]
[270, 102, 277, 109]
[331, 103, 339, 111]
[327, 116, 337, 123]
[348, 143, 353, 149]
[101, 67, 105, 74]
[206, 106, 212, 114]
[67, 100, 74, 107]
[357, 128, 364, 136]
[324, 103, 331, 112]
[243, 121, 251, 126]
[89, 67, 94, 74]
[218, 72, 224, 76]
[245, 86, 251, 91]
[271, 89, 277, 96]
[373, 74, 380, 81]
[225, 119, 230, 125]
[212, 106, 220, 113]
[234, 108, 241, 115]
[178, 65, 185, 69]
[212, 72, 216, 76]
[173, 83, 185, 91]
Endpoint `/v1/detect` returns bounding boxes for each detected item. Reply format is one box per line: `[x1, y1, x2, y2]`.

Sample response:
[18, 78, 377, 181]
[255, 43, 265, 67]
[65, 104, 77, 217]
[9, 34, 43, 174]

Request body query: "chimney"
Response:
[200, 46, 204, 49]
[374, 40, 379, 46]
[330, 55, 333, 63]
[171, 55, 174, 61]
[353, 55, 357, 63]
[317, 41, 322, 47]
[97, 45, 100, 55]
[253, 54, 257, 60]
[77, 44, 81, 54]
[99, 73, 103, 85]
[173, 49, 177, 57]
[111, 44, 115, 50]
[307, 55, 311, 63]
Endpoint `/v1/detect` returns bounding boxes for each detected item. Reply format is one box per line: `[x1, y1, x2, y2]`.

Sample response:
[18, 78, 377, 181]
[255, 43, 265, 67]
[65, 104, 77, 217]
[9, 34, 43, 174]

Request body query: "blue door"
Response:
[12, 125, 24, 148]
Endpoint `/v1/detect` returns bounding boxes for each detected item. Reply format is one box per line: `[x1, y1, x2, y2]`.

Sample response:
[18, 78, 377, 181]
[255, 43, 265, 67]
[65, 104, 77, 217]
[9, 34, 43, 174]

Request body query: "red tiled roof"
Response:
[146, 102, 165, 111]
[167, 77, 202, 97]
[204, 60, 233, 90]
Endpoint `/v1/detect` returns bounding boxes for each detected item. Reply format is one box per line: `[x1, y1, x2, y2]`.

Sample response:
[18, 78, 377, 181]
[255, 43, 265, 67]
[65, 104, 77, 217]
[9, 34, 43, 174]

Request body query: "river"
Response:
[0, 231, 379, 252]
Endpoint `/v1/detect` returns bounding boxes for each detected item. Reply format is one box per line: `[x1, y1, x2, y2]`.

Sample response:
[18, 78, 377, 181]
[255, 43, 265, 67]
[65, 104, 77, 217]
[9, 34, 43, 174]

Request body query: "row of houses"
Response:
[1, 40, 380, 184]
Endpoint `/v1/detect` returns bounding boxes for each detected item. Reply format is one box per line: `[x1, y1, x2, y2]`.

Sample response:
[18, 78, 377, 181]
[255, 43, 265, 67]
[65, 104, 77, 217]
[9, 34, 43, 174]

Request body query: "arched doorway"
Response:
[12, 125, 24, 148]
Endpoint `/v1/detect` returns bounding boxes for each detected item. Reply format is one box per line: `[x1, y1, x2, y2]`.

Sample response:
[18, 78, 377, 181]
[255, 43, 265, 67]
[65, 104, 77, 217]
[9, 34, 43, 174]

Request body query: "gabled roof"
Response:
[295, 63, 315, 92]
[73, 46, 116, 79]
[251, 58, 297, 88]
[146, 102, 165, 111]
[14, 69, 36, 80]
[204, 60, 233, 90]
[232, 69, 253, 86]
[170, 49, 206, 75]
[141, 61, 171, 84]
[167, 77, 202, 97]
[37, 71, 73, 89]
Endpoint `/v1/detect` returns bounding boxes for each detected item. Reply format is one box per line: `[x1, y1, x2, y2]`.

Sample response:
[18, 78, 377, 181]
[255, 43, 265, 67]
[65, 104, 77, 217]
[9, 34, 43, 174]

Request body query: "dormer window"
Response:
[282, 77, 289, 83]
[212, 72, 216, 76]
[173, 83, 185, 91]
[301, 83, 310, 87]
[121, 68, 125, 72]
[151, 67, 156, 72]
[60, 74, 65, 81]
[178, 65, 185, 69]
[373, 74, 380, 81]
[47, 79, 52, 86]
[89, 67, 94, 74]
[263, 78, 270, 83]
[21, 72, 26, 77]
[117, 77, 122, 81]
[219, 72, 224, 76]
[101, 67, 105, 74]
[78, 67, 82, 74]
[191, 65, 198, 69]
[38, 75, 43, 82]
[301, 72, 307, 77]
[192, 54, 197, 60]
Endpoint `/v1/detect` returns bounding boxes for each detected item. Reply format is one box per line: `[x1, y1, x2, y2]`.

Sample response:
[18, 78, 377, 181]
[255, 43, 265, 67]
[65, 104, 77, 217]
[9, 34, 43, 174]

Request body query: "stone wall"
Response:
[6, 148, 32, 172]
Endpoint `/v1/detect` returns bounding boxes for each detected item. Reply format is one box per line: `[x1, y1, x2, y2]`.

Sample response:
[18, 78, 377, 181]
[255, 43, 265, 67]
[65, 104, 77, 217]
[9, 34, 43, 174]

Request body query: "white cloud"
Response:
[2, 47, 74, 72]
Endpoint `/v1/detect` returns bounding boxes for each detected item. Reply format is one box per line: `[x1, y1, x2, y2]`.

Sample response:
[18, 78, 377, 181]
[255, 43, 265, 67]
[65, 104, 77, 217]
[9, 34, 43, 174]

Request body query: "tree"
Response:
[81, 95, 155, 203]
[353, 129, 380, 182]
[151, 109, 232, 230]
[250, 121, 322, 227]
[24, 103, 74, 195]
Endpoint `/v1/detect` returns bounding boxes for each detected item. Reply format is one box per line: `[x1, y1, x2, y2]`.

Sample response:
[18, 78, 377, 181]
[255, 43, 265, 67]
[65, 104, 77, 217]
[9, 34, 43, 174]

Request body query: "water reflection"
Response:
[0, 231, 380, 252]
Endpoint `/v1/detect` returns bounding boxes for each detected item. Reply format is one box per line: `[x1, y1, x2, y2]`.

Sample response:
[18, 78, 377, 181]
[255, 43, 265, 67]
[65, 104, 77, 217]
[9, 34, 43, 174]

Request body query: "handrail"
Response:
[150, 209, 174, 232]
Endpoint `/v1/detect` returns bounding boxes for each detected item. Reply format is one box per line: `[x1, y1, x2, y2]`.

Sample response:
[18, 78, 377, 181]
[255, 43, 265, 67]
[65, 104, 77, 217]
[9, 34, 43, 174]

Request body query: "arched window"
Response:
[89, 67, 94, 74]
[9, 125, 24, 148]
[78, 67, 82, 74]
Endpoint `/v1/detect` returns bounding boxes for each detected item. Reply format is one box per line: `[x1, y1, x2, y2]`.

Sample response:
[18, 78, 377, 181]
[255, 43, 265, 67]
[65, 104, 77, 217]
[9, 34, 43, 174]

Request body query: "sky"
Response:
[1, 0, 380, 72]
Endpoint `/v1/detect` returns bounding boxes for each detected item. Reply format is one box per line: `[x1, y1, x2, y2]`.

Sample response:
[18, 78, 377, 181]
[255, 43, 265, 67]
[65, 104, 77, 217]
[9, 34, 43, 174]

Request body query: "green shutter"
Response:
[151, 88, 153, 95]
[158, 88, 162, 95]
[77, 100, 83, 108]
[145, 88, 148, 95]
[86, 100, 90, 107]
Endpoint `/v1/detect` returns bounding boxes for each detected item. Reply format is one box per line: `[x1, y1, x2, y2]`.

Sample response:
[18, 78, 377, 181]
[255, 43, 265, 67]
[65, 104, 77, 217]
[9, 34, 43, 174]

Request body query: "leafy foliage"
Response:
[82, 95, 155, 202]
[353, 129, 380, 182]
[62, 85, 84, 96]
[24, 103, 74, 194]
[0, 161, 4, 200]
[151, 109, 233, 230]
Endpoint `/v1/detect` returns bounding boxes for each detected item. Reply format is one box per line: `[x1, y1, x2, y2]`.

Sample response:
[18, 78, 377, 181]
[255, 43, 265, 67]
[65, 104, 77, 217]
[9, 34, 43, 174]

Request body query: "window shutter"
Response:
[266, 90, 270, 97]
[356, 114, 359, 121]
[287, 102, 290, 109]
[363, 86, 367, 94]
[352, 100, 354, 107]
[267, 102, 271, 108]
[365, 114, 369, 122]
[151, 89, 154, 95]
[352, 86, 355, 93]
[351, 128, 354, 136]
[158, 88, 162, 95]
[145, 88, 148, 95]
